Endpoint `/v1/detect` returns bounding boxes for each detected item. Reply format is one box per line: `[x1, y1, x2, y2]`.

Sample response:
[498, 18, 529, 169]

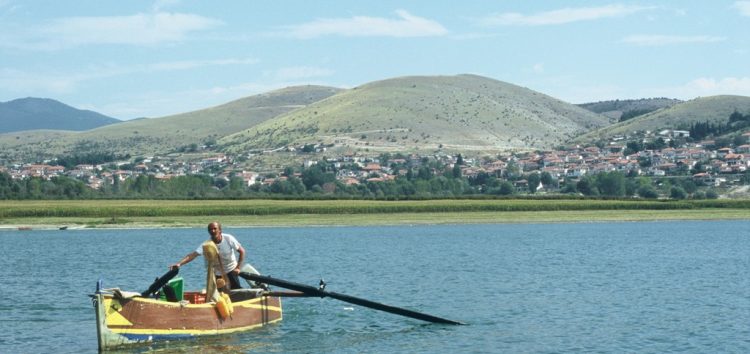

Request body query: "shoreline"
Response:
[3, 209, 749, 230]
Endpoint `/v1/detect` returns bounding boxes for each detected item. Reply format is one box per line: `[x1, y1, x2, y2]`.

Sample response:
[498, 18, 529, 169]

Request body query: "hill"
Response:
[578, 95, 750, 141]
[0, 86, 341, 161]
[8, 76, 744, 164]
[578, 98, 682, 121]
[0, 97, 120, 133]
[219, 74, 611, 154]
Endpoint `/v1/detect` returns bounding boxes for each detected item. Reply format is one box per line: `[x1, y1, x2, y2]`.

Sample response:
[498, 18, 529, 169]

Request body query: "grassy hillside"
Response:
[219, 74, 610, 154]
[0, 86, 340, 161]
[8, 76, 745, 163]
[578, 98, 681, 121]
[578, 95, 750, 141]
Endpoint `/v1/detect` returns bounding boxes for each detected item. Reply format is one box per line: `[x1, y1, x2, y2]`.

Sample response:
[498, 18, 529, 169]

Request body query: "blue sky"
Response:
[1, 1, 749, 120]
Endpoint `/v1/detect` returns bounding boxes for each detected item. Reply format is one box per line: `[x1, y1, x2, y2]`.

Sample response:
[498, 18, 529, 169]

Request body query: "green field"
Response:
[1, 199, 748, 229]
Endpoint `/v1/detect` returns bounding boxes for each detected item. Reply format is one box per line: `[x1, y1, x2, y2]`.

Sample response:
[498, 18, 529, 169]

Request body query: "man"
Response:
[171, 221, 245, 290]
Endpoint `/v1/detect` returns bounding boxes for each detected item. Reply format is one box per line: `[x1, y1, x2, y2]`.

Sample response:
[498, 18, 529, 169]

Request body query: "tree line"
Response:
[688, 110, 750, 140]
[0, 157, 730, 200]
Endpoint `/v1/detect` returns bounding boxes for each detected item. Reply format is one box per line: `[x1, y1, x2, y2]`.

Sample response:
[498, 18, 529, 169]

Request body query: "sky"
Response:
[1, 1, 749, 120]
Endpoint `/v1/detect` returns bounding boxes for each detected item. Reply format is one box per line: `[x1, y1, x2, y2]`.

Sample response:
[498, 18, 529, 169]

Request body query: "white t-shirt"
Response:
[195, 233, 242, 275]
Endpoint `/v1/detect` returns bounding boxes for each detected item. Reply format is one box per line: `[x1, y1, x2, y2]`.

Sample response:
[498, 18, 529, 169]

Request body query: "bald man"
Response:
[171, 222, 246, 290]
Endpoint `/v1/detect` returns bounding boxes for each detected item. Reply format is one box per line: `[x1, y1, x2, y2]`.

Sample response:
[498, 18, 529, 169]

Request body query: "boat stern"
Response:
[91, 280, 283, 351]
[92, 281, 151, 351]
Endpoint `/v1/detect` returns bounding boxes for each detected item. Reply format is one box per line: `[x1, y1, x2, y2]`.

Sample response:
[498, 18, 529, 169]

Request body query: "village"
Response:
[3, 129, 750, 193]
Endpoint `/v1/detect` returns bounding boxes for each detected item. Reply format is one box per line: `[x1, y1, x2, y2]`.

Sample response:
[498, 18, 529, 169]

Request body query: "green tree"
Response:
[680, 179, 697, 194]
[0, 172, 19, 199]
[417, 166, 433, 180]
[301, 165, 334, 190]
[540, 172, 555, 188]
[527, 172, 541, 193]
[646, 137, 667, 150]
[624, 141, 643, 156]
[504, 160, 521, 179]
[596, 171, 626, 196]
[691, 161, 707, 175]
[452, 164, 462, 179]
[227, 177, 246, 192]
[497, 181, 515, 195]
[670, 186, 687, 199]
[576, 176, 598, 196]
[637, 185, 659, 199]
[561, 178, 578, 194]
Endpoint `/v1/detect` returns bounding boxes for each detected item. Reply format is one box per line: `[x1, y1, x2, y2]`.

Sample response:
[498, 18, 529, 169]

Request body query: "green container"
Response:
[158, 277, 184, 301]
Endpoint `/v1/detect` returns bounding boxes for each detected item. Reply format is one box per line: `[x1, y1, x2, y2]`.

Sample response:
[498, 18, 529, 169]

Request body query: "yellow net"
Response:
[201, 241, 228, 303]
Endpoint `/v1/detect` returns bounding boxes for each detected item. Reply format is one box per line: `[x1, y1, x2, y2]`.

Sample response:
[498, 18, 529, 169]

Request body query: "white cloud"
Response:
[478, 4, 652, 26]
[734, 1, 750, 16]
[280, 9, 447, 38]
[0, 58, 257, 96]
[146, 58, 259, 72]
[0, 68, 79, 94]
[448, 32, 504, 40]
[88, 57, 258, 79]
[532, 63, 545, 74]
[642, 77, 750, 99]
[4, 12, 221, 50]
[622, 34, 725, 46]
[51, 12, 221, 45]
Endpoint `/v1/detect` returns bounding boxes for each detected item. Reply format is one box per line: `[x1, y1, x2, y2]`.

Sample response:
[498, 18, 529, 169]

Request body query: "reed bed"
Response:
[1, 199, 748, 219]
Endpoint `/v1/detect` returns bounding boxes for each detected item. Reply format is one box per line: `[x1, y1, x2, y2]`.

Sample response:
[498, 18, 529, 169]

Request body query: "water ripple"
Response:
[0, 221, 748, 353]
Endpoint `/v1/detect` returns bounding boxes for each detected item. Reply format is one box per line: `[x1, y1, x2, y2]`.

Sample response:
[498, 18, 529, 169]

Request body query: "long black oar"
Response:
[141, 268, 179, 297]
[240, 272, 464, 325]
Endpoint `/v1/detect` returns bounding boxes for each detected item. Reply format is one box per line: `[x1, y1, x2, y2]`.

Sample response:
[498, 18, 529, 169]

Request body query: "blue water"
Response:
[1, 221, 749, 353]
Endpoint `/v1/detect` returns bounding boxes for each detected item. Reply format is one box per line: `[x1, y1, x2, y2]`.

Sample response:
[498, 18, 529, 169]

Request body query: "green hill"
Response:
[578, 98, 682, 121]
[219, 74, 610, 154]
[0, 97, 120, 133]
[578, 95, 750, 141]
[8, 75, 744, 164]
[0, 85, 340, 161]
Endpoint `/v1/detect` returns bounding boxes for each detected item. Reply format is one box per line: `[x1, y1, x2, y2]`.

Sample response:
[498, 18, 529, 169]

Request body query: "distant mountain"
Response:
[219, 74, 611, 154]
[578, 95, 750, 141]
[578, 98, 682, 121]
[5, 76, 747, 163]
[0, 98, 120, 133]
[0, 86, 341, 161]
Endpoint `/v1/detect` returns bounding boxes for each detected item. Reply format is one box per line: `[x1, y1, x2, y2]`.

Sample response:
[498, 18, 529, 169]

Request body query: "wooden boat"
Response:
[92, 242, 282, 351]
[91, 240, 460, 351]
[92, 280, 282, 351]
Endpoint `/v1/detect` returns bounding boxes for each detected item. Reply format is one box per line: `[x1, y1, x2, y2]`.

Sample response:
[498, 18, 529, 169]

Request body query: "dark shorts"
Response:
[217, 272, 242, 290]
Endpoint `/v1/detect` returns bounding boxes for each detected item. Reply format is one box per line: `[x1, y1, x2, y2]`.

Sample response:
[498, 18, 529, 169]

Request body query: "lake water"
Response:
[1, 221, 749, 353]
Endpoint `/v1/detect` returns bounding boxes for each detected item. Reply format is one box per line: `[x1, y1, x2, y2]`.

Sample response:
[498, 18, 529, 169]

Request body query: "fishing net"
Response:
[202, 240, 228, 303]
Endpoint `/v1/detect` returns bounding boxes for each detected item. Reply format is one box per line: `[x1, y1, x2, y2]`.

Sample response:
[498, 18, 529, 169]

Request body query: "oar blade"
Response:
[326, 290, 464, 325]
[239, 272, 464, 325]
